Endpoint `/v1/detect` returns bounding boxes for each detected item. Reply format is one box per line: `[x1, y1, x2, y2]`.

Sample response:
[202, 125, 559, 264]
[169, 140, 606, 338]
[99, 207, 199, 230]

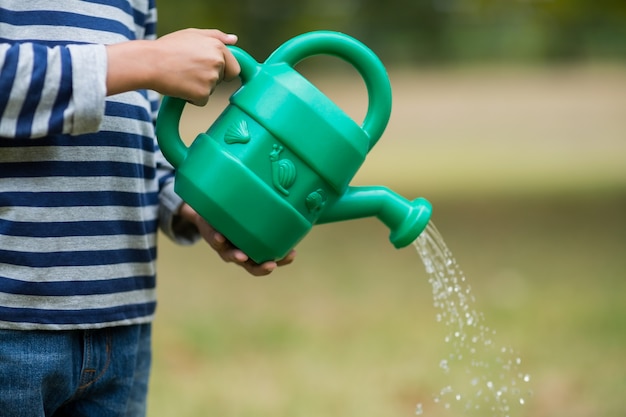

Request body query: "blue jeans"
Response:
[0, 323, 151, 417]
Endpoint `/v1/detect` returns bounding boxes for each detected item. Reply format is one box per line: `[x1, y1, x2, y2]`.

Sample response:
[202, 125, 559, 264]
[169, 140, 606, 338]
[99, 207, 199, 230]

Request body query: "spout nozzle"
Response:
[317, 187, 432, 248]
[388, 197, 432, 248]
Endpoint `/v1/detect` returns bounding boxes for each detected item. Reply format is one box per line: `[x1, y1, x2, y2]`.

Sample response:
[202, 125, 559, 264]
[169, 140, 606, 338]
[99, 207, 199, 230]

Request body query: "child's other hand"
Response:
[178, 203, 296, 276]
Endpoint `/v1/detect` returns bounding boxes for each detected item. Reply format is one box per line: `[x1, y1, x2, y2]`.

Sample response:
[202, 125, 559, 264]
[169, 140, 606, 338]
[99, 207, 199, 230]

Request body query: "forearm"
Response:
[105, 40, 157, 97]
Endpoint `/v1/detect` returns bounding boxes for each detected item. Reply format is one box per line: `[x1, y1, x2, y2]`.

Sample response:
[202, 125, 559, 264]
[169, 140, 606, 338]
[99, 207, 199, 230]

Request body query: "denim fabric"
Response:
[0, 323, 151, 417]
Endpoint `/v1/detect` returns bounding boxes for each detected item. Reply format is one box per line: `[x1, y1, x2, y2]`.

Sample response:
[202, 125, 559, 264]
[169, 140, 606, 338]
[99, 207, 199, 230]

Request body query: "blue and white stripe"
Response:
[0, 0, 186, 330]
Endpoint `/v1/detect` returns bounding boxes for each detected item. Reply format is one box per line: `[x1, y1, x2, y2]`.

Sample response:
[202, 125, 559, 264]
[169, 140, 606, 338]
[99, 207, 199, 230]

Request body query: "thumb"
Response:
[202, 29, 238, 45]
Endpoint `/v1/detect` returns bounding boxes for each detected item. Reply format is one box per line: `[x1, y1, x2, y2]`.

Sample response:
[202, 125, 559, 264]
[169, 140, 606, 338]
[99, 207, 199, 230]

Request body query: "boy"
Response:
[0, 1, 294, 415]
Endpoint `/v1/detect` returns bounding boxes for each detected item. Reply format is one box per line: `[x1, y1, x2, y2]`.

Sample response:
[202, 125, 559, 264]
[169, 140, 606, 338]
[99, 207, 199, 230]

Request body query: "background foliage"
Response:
[157, 0, 626, 64]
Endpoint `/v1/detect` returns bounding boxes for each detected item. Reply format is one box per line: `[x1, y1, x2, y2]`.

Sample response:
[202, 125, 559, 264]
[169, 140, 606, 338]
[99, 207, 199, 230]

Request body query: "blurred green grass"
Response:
[149, 66, 626, 417]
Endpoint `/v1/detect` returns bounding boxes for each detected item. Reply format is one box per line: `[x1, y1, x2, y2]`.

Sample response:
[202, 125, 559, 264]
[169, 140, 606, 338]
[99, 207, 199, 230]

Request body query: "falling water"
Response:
[413, 222, 531, 416]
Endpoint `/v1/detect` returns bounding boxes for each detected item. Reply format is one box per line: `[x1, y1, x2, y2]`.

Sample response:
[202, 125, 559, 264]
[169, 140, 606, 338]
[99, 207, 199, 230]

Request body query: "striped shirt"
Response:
[0, 0, 192, 329]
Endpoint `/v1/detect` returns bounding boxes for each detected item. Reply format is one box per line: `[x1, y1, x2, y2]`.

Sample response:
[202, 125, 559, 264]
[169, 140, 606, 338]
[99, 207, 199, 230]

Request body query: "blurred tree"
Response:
[534, 0, 626, 60]
[353, 0, 452, 63]
[155, 0, 626, 64]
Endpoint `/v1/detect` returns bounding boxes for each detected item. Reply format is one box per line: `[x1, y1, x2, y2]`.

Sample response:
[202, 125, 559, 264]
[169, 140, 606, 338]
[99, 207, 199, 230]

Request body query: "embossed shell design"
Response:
[224, 120, 251, 144]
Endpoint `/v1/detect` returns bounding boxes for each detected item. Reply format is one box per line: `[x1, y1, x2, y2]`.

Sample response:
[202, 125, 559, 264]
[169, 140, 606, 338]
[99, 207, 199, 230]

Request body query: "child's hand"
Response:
[178, 203, 296, 276]
[148, 29, 240, 105]
[106, 28, 241, 105]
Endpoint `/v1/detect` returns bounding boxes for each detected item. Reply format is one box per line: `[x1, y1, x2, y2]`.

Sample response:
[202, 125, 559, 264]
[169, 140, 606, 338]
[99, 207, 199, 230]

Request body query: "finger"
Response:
[201, 29, 238, 45]
[223, 33, 238, 45]
[227, 248, 250, 264]
[243, 260, 277, 277]
[200, 30, 239, 81]
[276, 249, 296, 267]
[222, 43, 241, 81]
[189, 96, 209, 107]
[210, 240, 248, 264]
[201, 223, 247, 263]
[204, 227, 229, 252]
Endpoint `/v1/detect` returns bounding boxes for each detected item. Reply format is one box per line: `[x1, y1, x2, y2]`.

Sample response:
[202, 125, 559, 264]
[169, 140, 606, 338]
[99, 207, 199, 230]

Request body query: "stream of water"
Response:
[413, 222, 532, 416]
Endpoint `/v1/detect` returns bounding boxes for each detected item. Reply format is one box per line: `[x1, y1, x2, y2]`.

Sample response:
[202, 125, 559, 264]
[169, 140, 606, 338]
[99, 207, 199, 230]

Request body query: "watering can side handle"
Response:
[155, 95, 188, 168]
[265, 31, 392, 150]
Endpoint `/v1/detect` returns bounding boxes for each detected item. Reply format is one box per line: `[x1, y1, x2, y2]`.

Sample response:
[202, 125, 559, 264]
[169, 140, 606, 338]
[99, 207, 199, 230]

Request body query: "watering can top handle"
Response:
[264, 31, 393, 149]
[231, 31, 392, 149]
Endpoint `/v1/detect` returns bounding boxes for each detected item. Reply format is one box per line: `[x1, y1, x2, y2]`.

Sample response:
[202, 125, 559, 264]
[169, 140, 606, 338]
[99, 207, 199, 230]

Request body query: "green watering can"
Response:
[156, 31, 432, 263]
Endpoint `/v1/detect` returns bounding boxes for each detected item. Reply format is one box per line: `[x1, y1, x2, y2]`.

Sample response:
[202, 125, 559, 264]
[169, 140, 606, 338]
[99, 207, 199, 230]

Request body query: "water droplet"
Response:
[415, 403, 424, 415]
[523, 374, 531, 383]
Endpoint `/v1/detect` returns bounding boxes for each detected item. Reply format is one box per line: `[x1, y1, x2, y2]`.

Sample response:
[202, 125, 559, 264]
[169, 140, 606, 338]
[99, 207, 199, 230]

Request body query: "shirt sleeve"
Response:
[0, 42, 107, 139]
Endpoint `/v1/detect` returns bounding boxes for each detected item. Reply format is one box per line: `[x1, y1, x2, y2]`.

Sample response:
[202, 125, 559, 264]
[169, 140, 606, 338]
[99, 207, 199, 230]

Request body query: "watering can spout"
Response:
[317, 186, 432, 248]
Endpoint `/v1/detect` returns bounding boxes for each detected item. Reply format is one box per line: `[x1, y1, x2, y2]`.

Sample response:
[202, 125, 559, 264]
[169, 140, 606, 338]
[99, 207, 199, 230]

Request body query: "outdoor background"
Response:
[150, 1, 625, 416]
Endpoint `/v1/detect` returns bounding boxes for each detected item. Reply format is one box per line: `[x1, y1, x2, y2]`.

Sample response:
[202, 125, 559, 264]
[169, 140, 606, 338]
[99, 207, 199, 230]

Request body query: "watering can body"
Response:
[156, 31, 432, 263]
